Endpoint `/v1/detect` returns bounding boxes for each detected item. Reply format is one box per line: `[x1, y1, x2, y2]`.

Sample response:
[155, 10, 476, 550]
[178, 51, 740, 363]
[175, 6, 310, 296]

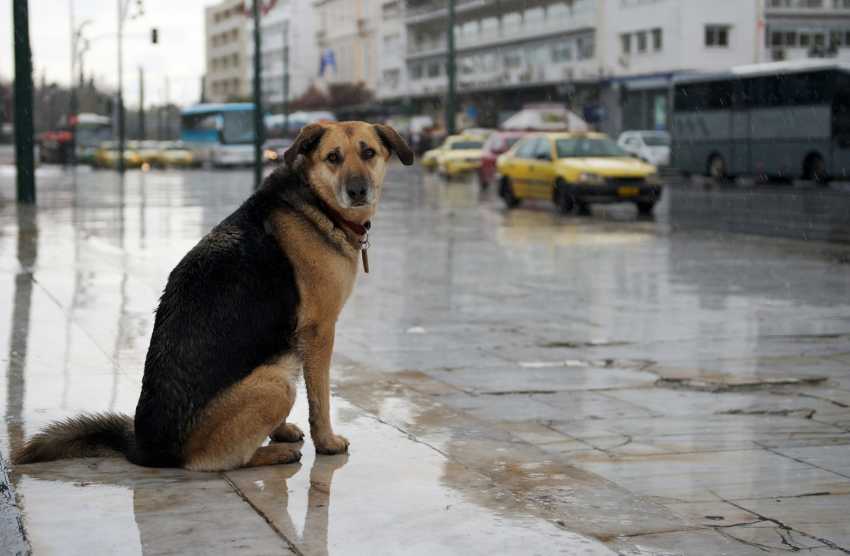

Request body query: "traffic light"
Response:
[151, 28, 158, 44]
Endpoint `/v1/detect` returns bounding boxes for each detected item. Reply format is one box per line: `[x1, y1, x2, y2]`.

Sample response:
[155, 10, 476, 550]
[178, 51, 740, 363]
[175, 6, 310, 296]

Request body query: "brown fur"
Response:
[183, 355, 302, 471]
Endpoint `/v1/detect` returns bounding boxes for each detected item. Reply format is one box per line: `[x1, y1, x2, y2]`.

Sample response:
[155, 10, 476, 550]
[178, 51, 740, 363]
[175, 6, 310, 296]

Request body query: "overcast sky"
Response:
[0, 0, 213, 107]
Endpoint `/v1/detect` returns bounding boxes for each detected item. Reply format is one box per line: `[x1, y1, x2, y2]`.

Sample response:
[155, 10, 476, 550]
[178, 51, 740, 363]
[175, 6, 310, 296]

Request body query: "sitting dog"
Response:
[14, 121, 413, 471]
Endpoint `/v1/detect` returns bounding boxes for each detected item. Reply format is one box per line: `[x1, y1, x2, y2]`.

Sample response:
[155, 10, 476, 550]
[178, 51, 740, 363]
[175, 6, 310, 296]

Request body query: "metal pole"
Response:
[117, 0, 125, 173]
[69, 0, 77, 166]
[138, 66, 145, 140]
[13, 0, 36, 204]
[445, 0, 456, 135]
[252, 0, 264, 190]
[282, 22, 289, 135]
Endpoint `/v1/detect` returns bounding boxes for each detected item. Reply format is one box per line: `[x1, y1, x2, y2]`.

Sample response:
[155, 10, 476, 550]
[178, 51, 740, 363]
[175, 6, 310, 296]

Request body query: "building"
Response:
[394, 0, 850, 135]
[204, 0, 250, 103]
[377, 1, 408, 101]
[763, 0, 850, 63]
[597, 0, 761, 134]
[402, 0, 602, 127]
[313, 0, 382, 93]
[245, 0, 318, 110]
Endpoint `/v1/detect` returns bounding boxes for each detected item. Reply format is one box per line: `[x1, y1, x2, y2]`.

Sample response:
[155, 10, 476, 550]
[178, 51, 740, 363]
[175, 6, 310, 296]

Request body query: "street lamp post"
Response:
[282, 22, 290, 136]
[13, 0, 36, 204]
[116, 0, 144, 174]
[445, 0, 456, 135]
[252, 0, 264, 190]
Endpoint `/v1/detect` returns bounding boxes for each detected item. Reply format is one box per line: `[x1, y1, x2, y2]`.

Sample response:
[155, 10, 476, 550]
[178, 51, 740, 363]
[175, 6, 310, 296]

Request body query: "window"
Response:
[552, 40, 573, 62]
[636, 31, 647, 52]
[621, 33, 632, 54]
[533, 138, 552, 160]
[410, 63, 423, 80]
[515, 138, 537, 159]
[652, 28, 662, 50]
[427, 61, 441, 77]
[705, 25, 730, 47]
[504, 51, 522, 68]
[577, 35, 594, 59]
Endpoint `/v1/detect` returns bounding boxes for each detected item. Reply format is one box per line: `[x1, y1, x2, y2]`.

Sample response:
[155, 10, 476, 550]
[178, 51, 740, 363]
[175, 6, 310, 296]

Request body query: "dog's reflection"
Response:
[16, 453, 349, 555]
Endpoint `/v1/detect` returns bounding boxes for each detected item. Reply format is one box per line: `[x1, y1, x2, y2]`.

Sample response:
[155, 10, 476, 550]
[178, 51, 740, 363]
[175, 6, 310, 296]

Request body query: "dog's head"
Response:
[283, 121, 414, 223]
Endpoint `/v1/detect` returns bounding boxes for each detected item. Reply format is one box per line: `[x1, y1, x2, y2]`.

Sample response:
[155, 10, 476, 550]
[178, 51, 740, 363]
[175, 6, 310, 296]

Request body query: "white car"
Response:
[617, 130, 671, 167]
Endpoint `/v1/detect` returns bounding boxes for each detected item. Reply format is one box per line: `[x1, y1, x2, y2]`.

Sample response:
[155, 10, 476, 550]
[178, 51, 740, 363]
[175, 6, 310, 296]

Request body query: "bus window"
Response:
[834, 75, 850, 147]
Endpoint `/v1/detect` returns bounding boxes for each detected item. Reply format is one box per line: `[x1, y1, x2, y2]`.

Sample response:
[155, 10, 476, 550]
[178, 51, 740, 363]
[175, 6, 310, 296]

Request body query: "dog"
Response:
[13, 121, 413, 471]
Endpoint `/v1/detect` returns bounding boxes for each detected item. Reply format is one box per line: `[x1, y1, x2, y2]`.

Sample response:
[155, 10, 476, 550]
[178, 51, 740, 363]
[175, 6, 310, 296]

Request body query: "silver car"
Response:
[617, 130, 671, 167]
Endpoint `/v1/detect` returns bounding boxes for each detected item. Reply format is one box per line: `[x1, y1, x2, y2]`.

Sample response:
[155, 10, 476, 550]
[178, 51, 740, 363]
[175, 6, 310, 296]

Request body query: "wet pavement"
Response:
[1, 165, 849, 555]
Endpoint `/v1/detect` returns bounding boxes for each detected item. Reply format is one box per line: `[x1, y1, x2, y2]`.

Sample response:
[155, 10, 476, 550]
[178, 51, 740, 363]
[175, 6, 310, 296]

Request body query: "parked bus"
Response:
[180, 103, 255, 167]
[672, 60, 850, 182]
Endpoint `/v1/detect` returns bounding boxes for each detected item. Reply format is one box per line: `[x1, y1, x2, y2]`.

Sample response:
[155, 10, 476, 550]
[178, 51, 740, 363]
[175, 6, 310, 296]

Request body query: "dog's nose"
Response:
[345, 177, 370, 205]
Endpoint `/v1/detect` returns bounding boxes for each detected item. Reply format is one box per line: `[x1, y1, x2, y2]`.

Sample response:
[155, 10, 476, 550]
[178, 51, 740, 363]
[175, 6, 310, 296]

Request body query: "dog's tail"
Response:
[12, 412, 144, 465]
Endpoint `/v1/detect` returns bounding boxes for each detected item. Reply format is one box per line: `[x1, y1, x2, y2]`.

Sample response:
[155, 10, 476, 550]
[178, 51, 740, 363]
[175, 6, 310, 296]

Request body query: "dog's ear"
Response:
[373, 124, 414, 166]
[284, 123, 327, 167]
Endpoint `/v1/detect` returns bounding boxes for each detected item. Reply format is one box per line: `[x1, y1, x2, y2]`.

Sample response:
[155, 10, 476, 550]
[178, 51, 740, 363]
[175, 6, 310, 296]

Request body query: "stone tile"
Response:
[735, 494, 850, 550]
[15, 459, 292, 556]
[610, 527, 846, 555]
[226, 404, 615, 556]
[571, 449, 850, 503]
[773, 444, 850, 476]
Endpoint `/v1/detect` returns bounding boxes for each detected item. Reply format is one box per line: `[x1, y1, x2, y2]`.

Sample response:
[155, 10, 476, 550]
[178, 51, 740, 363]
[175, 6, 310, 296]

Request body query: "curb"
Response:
[0, 452, 30, 556]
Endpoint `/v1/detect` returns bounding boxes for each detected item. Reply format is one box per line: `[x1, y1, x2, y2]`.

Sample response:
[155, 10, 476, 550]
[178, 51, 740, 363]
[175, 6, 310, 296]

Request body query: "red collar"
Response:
[318, 200, 372, 273]
[319, 201, 371, 238]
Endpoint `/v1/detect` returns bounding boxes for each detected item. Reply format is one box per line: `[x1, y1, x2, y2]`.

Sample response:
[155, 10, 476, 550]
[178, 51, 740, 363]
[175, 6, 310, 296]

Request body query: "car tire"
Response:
[707, 154, 727, 181]
[576, 202, 591, 216]
[803, 153, 828, 185]
[636, 201, 655, 216]
[553, 179, 574, 214]
[500, 177, 521, 209]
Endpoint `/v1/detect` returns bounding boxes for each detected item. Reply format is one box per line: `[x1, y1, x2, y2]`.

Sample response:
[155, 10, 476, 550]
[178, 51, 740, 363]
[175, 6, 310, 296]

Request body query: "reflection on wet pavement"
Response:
[2, 166, 850, 554]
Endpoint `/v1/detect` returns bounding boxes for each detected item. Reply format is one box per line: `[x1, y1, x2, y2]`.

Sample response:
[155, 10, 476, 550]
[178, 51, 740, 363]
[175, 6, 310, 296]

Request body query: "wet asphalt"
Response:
[1, 163, 849, 555]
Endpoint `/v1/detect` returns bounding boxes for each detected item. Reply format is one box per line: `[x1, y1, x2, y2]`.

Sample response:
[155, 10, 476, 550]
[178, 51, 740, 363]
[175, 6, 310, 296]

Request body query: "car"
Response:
[617, 130, 671, 167]
[420, 134, 479, 172]
[478, 131, 526, 189]
[132, 140, 163, 168]
[496, 132, 662, 215]
[158, 141, 196, 168]
[436, 137, 486, 178]
[263, 138, 294, 165]
[94, 141, 143, 169]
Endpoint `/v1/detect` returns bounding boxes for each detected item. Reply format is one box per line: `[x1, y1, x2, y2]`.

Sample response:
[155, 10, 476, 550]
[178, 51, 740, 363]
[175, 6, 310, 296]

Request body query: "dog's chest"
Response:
[271, 212, 358, 329]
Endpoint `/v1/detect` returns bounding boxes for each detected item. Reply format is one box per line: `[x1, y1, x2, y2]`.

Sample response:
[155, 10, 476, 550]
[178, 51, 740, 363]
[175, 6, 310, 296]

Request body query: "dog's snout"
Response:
[345, 177, 370, 205]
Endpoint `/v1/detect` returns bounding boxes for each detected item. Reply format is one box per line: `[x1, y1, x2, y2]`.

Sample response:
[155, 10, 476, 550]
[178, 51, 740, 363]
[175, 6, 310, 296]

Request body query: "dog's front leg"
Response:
[302, 323, 349, 454]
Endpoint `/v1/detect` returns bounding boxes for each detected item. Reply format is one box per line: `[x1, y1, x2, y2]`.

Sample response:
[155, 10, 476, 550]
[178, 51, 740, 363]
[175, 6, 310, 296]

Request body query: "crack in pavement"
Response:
[710, 490, 850, 554]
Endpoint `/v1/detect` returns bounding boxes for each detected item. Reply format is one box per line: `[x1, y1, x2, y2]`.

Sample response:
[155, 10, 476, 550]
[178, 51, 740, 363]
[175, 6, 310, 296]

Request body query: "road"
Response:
[1, 164, 849, 555]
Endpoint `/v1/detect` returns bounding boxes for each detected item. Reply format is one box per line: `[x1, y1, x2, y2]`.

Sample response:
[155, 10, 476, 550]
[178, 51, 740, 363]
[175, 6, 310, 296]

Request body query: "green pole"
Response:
[252, 0, 264, 190]
[13, 0, 36, 204]
[445, 0, 456, 135]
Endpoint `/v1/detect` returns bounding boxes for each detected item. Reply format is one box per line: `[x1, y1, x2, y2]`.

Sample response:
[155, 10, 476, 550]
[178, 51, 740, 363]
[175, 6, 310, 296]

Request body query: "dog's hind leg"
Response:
[270, 381, 305, 443]
[183, 355, 302, 471]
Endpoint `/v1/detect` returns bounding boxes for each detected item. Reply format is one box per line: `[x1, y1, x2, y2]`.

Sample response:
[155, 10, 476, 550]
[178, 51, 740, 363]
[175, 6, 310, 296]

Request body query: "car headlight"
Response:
[578, 172, 605, 185]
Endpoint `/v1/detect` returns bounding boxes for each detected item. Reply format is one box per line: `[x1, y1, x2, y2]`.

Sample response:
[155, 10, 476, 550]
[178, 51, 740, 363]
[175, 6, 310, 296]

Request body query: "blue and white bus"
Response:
[180, 103, 256, 167]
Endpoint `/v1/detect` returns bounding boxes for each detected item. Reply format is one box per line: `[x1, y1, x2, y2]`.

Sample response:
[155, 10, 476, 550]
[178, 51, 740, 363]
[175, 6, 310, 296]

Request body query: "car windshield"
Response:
[642, 134, 670, 147]
[556, 137, 628, 158]
[450, 141, 483, 150]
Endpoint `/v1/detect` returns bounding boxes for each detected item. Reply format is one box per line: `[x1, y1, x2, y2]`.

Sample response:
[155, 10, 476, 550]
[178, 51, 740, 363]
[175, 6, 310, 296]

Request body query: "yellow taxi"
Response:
[436, 137, 485, 177]
[158, 141, 196, 168]
[420, 134, 482, 173]
[496, 132, 662, 215]
[94, 141, 143, 169]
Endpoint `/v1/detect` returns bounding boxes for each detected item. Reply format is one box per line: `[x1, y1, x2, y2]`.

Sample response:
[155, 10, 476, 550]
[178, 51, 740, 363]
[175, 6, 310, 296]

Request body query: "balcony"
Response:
[765, 0, 850, 15]
[405, 0, 489, 24]
[406, 12, 594, 58]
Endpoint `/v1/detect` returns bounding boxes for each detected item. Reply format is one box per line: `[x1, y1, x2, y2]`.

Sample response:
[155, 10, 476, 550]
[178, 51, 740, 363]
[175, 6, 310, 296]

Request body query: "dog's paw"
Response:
[314, 433, 349, 455]
[271, 423, 305, 443]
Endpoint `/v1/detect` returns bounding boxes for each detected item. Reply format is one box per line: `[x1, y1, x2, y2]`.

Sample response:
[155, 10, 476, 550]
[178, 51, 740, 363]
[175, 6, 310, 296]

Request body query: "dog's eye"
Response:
[362, 148, 376, 160]
[326, 152, 341, 164]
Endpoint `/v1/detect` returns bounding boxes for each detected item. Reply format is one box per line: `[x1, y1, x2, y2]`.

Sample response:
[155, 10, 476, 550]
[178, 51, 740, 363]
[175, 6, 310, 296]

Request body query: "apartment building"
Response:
[402, 0, 601, 125]
[378, 1, 408, 101]
[399, 0, 762, 132]
[313, 0, 382, 92]
[763, 0, 850, 62]
[245, 0, 318, 109]
[204, 0, 250, 103]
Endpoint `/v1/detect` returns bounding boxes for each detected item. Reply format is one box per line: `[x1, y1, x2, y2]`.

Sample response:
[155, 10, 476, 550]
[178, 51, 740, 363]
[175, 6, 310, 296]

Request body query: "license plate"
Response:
[618, 186, 640, 197]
